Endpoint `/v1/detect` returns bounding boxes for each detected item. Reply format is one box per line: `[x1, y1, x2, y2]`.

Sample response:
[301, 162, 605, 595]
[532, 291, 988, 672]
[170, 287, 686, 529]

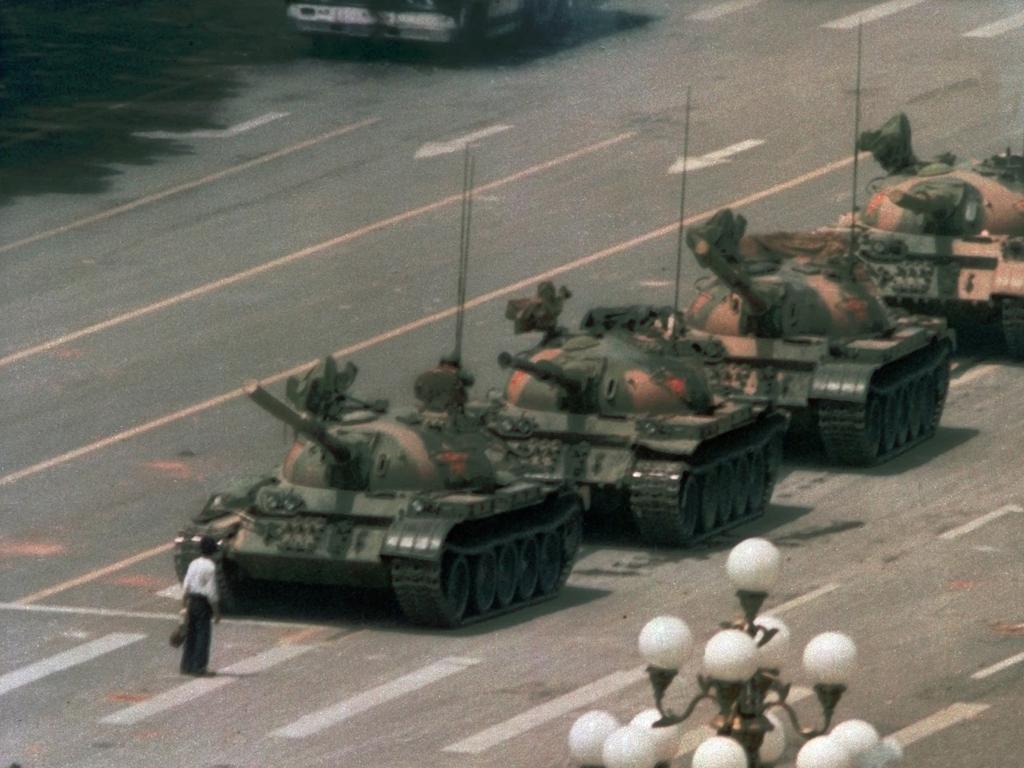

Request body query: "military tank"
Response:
[683, 208, 954, 466]
[489, 284, 789, 547]
[173, 356, 583, 628]
[851, 112, 1024, 357]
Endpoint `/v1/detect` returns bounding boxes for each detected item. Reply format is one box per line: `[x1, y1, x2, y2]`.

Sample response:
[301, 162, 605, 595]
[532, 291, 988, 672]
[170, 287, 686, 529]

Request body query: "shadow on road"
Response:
[0, 1, 652, 206]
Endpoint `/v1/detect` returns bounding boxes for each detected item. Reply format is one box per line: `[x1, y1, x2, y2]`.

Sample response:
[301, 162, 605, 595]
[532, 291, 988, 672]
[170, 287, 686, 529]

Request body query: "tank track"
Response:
[1001, 299, 1024, 359]
[389, 495, 582, 628]
[817, 341, 952, 465]
[627, 413, 788, 547]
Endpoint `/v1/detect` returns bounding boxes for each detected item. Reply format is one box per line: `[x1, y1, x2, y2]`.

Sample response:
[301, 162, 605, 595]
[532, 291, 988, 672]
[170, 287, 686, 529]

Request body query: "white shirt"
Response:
[182, 556, 219, 605]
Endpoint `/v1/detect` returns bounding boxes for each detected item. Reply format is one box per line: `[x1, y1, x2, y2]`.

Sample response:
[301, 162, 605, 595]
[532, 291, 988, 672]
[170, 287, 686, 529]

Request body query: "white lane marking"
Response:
[668, 139, 765, 174]
[972, 650, 1024, 680]
[769, 583, 841, 615]
[688, 0, 766, 21]
[938, 504, 1022, 540]
[0, 601, 329, 630]
[414, 125, 513, 159]
[0, 118, 378, 258]
[0, 146, 856, 491]
[950, 363, 998, 388]
[821, 0, 929, 29]
[444, 667, 646, 754]
[964, 10, 1024, 38]
[889, 702, 989, 747]
[101, 644, 313, 725]
[273, 656, 480, 739]
[158, 584, 184, 600]
[0, 633, 145, 697]
[134, 112, 290, 140]
[675, 686, 813, 756]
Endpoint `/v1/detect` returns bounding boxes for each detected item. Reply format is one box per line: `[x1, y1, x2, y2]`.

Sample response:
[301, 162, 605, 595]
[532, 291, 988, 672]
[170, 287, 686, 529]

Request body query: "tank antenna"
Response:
[848, 22, 863, 256]
[453, 145, 475, 366]
[673, 85, 693, 316]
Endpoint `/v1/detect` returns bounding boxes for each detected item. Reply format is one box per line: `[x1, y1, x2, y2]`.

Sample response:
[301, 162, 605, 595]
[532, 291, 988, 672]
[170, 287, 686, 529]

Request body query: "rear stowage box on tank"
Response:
[683, 208, 955, 466]
[174, 357, 583, 628]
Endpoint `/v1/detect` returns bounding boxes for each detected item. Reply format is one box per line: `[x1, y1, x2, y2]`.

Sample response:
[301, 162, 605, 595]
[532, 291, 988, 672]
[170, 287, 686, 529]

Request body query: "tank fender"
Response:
[809, 362, 873, 403]
[381, 517, 457, 562]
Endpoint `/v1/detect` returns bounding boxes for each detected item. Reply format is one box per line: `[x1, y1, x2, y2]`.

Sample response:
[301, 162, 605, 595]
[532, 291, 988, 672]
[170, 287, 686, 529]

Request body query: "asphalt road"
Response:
[2, 0, 1024, 766]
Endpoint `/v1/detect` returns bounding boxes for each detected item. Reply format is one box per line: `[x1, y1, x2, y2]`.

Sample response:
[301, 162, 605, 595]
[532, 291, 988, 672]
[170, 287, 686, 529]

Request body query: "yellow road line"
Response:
[15, 542, 174, 605]
[0, 131, 634, 370]
[0, 151, 858, 492]
[0, 116, 380, 258]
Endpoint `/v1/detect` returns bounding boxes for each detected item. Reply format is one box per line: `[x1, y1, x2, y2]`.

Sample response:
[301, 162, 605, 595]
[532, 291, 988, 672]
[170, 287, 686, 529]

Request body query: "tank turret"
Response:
[497, 351, 589, 411]
[684, 208, 954, 466]
[244, 380, 353, 463]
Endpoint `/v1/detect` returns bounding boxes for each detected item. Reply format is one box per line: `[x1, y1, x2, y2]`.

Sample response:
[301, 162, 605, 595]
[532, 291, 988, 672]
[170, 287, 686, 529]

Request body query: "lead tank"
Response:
[851, 112, 1024, 357]
[683, 208, 954, 466]
[174, 356, 583, 628]
[490, 285, 789, 547]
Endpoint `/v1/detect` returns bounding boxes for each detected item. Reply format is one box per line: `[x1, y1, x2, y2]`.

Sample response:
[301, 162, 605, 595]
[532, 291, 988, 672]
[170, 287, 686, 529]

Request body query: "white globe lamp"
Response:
[803, 633, 857, 685]
[630, 709, 681, 764]
[638, 616, 693, 671]
[601, 724, 660, 768]
[759, 711, 786, 764]
[569, 710, 620, 766]
[692, 736, 748, 768]
[796, 736, 852, 768]
[703, 629, 759, 682]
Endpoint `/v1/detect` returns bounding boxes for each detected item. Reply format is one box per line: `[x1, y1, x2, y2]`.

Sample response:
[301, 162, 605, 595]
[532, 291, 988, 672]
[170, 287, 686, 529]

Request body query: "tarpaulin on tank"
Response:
[738, 230, 849, 264]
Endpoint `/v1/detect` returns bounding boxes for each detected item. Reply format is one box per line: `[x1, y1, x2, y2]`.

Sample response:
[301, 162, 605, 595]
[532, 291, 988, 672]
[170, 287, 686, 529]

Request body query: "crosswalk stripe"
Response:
[0, 633, 145, 697]
[444, 666, 647, 754]
[821, 0, 929, 29]
[101, 644, 314, 725]
[272, 656, 480, 739]
[963, 10, 1024, 38]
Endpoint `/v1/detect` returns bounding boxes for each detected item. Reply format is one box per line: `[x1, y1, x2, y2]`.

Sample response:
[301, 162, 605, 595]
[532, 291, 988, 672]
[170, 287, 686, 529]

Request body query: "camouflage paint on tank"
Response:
[685, 208, 954, 465]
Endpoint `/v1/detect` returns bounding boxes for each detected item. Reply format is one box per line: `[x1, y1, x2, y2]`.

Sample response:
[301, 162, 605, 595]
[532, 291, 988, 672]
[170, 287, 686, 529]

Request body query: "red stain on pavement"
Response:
[52, 347, 83, 360]
[947, 579, 978, 590]
[106, 691, 151, 703]
[990, 621, 1024, 636]
[143, 460, 191, 479]
[0, 540, 67, 557]
[106, 573, 167, 589]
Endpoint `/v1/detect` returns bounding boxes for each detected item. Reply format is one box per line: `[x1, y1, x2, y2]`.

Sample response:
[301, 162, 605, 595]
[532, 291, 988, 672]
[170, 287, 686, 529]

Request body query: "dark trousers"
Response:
[180, 594, 213, 674]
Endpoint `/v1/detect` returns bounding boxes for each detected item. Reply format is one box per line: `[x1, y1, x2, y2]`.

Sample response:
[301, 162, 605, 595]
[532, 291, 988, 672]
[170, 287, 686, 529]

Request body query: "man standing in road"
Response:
[180, 536, 222, 676]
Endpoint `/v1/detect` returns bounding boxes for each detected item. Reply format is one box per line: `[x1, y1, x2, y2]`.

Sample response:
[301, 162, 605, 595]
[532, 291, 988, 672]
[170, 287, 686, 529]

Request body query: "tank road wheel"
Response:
[746, 449, 767, 517]
[907, 378, 926, 441]
[559, 506, 583, 575]
[765, 433, 784, 482]
[536, 533, 562, 596]
[894, 385, 912, 448]
[470, 550, 498, 616]
[516, 537, 540, 601]
[495, 543, 519, 609]
[933, 359, 950, 418]
[439, 554, 471, 627]
[880, 392, 899, 456]
[818, 394, 882, 466]
[698, 468, 721, 534]
[920, 372, 938, 436]
[1002, 298, 1024, 359]
[728, 455, 751, 523]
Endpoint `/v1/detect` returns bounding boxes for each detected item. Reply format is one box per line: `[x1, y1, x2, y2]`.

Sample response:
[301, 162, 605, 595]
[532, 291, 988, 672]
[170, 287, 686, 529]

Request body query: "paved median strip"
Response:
[101, 644, 314, 725]
[273, 656, 480, 739]
[0, 633, 145, 697]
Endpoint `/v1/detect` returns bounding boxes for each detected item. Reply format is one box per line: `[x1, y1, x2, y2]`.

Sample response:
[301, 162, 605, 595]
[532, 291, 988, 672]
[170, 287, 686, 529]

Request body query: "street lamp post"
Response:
[568, 538, 903, 768]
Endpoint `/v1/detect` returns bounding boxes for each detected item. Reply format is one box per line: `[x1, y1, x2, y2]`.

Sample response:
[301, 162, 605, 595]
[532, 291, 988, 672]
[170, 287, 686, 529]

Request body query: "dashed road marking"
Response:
[938, 504, 1022, 540]
[0, 117, 379, 257]
[273, 656, 480, 739]
[444, 667, 646, 754]
[963, 10, 1024, 38]
[158, 584, 184, 601]
[687, 0, 767, 21]
[821, 0, 930, 29]
[414, 124, 513, 158]
[0, 601, 332, 630]
[101, 644, 314, 725]
[889, 702, 990, 747]
[668, 139, 765, 174]
[0, 633, 145, 697]
[0, 131, 630, 373]
[950, 363, 998, 388]
[769, 583, 840, 614]
[134, 112, 290, 140]
[972, 651, 1024, 680]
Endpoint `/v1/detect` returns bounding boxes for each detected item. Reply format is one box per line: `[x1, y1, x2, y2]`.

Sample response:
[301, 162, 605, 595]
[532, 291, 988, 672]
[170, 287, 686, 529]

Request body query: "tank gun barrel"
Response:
[497, 352, 584, 397]
[689, 236, 772, 316]
[243, 380, 351, 461]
